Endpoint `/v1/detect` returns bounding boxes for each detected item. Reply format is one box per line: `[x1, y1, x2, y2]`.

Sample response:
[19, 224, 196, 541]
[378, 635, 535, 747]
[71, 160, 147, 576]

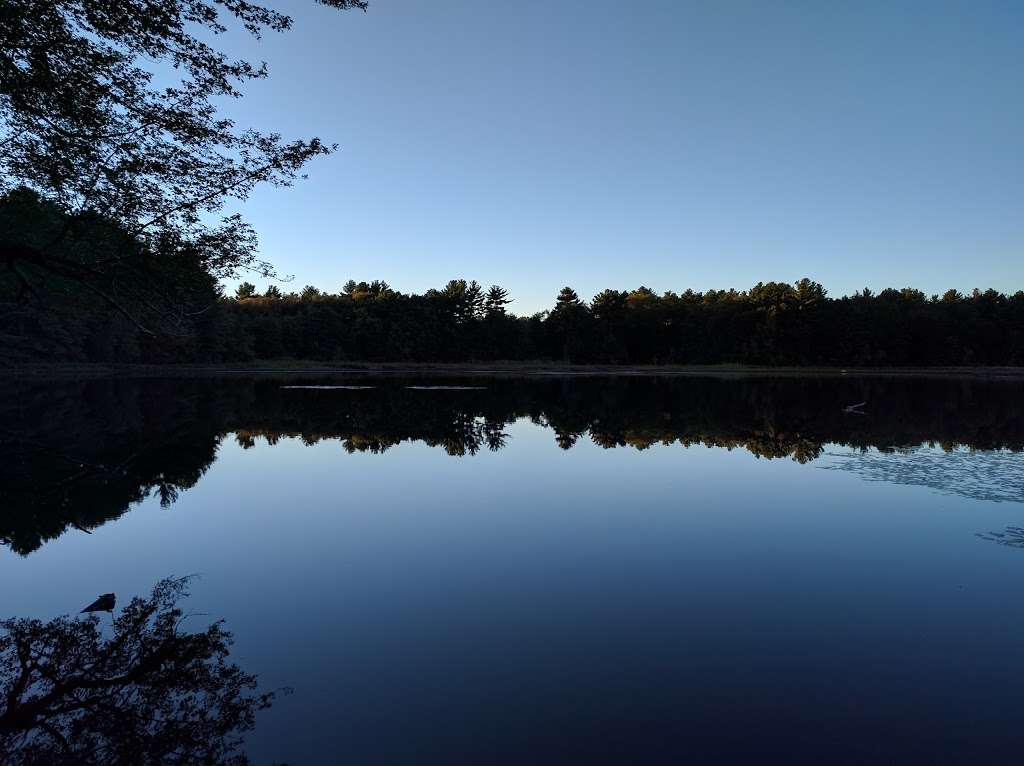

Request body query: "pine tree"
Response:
[485, 285, 511, 316]
[235, 282, 257, 300]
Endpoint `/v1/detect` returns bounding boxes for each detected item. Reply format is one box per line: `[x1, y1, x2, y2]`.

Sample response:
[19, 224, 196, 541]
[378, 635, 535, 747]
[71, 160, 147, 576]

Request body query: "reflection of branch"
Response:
[39, 722, 75, 758]
[60, 515, 93, 535]
[0, 429, 104, 470]
[0, 577, 272, 763]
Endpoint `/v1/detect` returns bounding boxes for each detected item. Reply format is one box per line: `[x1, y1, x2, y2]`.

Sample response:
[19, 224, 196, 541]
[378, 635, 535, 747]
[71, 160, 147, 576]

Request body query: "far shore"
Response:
[4, 361, 1024, 380]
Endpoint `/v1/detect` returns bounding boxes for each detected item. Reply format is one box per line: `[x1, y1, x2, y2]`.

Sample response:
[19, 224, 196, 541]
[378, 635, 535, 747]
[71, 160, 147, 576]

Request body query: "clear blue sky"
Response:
[221, 0, 1022, 314]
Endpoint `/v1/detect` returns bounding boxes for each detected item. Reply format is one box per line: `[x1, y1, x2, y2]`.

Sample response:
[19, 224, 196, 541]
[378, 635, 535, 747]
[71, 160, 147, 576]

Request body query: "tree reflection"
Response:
[2, 374, 1023, 553]
[0, 577, 275, 765]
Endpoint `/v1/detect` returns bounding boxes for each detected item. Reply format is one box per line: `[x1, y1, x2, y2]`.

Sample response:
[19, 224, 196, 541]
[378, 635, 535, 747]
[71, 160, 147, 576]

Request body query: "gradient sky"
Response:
[219, 0, 1022, 314]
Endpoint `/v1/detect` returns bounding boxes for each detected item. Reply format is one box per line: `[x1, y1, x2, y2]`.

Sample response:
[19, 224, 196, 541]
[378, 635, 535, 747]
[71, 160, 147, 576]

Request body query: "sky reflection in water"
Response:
[2, 375, 1024, 763]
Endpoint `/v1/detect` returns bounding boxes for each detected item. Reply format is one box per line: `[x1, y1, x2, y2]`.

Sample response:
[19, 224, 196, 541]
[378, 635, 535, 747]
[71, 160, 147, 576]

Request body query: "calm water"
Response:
[3, 374, 1024, 763]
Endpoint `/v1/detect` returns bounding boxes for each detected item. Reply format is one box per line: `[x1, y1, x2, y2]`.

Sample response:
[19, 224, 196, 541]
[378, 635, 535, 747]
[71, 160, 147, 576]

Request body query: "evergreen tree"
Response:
[552, 286, 583, 315]
[485, 285, 512, 316]
[235, 282, 257, 300]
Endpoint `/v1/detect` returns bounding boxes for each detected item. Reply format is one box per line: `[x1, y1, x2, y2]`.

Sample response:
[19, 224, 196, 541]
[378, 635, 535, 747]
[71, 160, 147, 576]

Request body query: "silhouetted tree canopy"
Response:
[0, 0, 368, 325]
[235, 282, 257, 300]
[0, 188, 224, 355]
[485, 285, 511, 316]
[0, 577, 277, 765]
[3, 190, 1023, 364]
[173, 277, 1024, 366]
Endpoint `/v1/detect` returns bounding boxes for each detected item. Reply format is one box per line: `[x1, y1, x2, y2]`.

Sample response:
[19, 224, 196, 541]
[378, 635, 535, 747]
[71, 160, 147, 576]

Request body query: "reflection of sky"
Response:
[4, 422, 1024, 762]
[821, 446, 1024, 504]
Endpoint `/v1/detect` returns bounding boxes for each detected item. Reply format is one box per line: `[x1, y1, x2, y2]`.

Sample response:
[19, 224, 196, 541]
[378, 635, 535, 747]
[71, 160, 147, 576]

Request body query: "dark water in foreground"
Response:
[3, 374, 1024, 763]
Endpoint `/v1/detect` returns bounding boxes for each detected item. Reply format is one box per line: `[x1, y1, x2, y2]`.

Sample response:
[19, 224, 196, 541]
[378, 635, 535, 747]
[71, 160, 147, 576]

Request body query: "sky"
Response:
[219, 0, 1022, 314]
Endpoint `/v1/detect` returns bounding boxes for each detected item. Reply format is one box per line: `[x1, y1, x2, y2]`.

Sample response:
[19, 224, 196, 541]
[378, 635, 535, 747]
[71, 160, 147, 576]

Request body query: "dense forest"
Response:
[3, 189, 1023, 367]
[218, 278, 1024, 366]
[4, 375, 1023, 554]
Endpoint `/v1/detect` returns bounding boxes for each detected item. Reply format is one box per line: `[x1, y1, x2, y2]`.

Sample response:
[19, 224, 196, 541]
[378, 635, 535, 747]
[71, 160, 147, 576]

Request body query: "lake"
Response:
[3, 373, 1024, 763]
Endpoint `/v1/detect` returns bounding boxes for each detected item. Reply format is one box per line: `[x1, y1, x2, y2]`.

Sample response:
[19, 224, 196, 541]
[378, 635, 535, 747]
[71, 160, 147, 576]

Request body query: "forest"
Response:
[2, 188, 1023, 367]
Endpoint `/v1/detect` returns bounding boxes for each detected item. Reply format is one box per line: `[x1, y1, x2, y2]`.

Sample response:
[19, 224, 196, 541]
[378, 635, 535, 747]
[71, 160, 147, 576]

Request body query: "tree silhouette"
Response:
[548, 286, 589, 361]
[485, 285, 511, 317]
[590, 289, 627, 321]
[1, 0, 369, 330]
[235, 283, 257, 300]
[4, 190, 1022, 367]
[439, 279, 484, 324]
[0, 577, 278, 765]
[552, 286, 583, 314]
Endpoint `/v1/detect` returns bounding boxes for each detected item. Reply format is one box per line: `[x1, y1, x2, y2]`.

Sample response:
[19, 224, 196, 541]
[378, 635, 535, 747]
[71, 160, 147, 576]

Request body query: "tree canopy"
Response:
[2, 186, 1022, 366]
[0, 0, 367, 313]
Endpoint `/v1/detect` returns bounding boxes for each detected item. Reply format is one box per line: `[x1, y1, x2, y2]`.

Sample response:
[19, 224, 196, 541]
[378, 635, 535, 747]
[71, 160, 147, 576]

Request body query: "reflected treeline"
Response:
[2, 375, 1023, 554]
[0, 578, 274, 765]
[1, 379, 221, 555]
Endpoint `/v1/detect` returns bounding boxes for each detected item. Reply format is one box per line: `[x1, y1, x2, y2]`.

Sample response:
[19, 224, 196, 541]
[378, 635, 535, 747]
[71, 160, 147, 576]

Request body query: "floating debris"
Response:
[281, 385, 376, 390]
[405, 386, 487, 391]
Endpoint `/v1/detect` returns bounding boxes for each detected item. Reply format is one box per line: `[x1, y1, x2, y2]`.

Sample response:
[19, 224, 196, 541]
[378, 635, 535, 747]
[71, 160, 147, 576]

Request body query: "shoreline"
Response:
[4, 362, 1024, 380]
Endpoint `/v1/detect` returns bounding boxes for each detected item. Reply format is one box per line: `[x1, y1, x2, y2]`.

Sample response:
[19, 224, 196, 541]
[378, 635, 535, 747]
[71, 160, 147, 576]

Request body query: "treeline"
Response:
[10, 269, 1024, 367]
[222, 278, 1024, 366]
[4, 189, 1023, 366]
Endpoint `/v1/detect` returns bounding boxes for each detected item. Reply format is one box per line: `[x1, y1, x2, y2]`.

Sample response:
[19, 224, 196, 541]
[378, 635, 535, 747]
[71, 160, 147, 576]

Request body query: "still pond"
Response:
[3, 374, 1024, 763]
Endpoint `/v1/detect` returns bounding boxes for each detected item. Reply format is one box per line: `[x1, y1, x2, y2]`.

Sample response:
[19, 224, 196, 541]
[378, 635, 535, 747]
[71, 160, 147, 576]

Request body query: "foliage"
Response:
[215, 278, 1024, 366]
[3, 192, 1023, 365]
[0, 0, 367, 303]
[0, 577, 276, 765]
[0, 188, 224, 360]
[6, 269, 1024, 366]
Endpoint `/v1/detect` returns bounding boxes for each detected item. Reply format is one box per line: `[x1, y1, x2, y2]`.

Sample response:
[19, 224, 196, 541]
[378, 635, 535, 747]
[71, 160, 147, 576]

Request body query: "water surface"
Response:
[3, 374, 1024, 763]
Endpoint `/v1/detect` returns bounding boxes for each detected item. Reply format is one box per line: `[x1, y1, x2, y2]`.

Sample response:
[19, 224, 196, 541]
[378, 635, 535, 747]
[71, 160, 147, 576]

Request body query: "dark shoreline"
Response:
[5, 362, 1024, 380]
